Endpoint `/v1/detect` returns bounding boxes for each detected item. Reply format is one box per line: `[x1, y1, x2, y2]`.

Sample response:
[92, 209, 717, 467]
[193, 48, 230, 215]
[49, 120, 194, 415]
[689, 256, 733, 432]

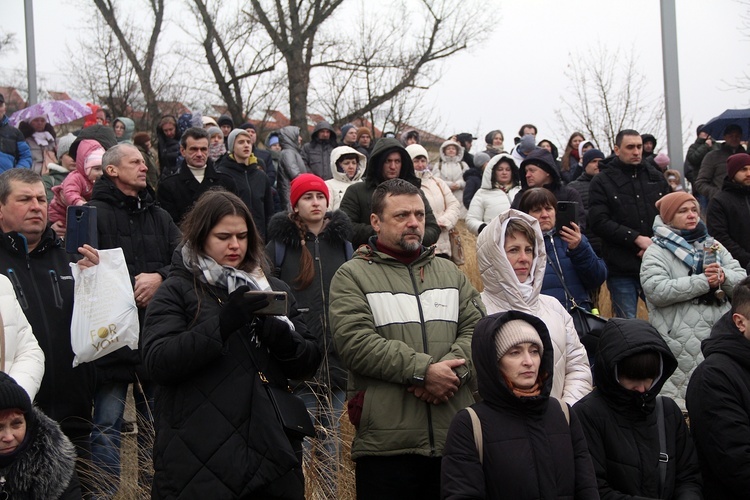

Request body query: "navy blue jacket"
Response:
[541, 230, 607, 310]
[0, 115, 32, 171]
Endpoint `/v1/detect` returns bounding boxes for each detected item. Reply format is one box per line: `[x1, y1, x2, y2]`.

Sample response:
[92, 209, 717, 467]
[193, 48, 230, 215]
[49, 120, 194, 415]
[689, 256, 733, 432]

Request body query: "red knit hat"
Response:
[290, 173, 330, 208]
[727, 153, 750, 182]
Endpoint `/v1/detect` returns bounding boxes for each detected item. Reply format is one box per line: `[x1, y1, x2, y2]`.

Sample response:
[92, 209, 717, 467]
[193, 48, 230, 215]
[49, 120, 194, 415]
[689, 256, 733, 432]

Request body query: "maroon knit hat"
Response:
[290, 173, 330, 208]
[727, 153, 750, 182]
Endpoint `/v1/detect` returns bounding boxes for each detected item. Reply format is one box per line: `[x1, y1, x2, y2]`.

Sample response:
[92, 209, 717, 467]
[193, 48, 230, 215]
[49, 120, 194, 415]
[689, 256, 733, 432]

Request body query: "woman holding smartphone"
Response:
[142, 189, 321, 499]
[519, 188, 607, 313]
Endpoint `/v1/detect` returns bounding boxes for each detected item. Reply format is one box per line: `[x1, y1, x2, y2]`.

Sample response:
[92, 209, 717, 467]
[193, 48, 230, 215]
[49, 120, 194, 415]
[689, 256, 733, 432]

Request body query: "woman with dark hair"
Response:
[19, 116, 57, 174]
[560, 132, 585, 184]
[519, 187, 606, 312]
[143, 189, 321, 499]
[156, 115, 180, 177]
[265, 174, 352, 494]
[465, 154, 521, 235]
[442, 311, 598, 499]
[0, 372, 80, 499]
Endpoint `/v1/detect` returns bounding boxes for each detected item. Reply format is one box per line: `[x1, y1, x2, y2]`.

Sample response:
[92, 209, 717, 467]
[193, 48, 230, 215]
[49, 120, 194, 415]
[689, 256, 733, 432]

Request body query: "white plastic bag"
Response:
[70, 248, 139, 367]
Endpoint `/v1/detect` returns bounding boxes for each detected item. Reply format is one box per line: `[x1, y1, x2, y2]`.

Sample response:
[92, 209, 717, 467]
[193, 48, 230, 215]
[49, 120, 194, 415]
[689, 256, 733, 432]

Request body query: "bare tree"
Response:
[0, 29, 16, 55]
[187, 0, 280, 125]
[67, 14, 142, 123]
[555, 45, 665, 154]
[247, 0, 494, 137]
[91, 0, 167, 131]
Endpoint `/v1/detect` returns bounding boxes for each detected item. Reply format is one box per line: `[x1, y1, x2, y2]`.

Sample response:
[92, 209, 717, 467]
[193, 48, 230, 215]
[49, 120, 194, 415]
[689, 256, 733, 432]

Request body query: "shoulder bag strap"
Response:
[656, 395, 668, 499]
[0, 309, 5, 373]
[465, 407, 483, 465]
[546, 246, 577, 308]
[554, 397, 570, 425]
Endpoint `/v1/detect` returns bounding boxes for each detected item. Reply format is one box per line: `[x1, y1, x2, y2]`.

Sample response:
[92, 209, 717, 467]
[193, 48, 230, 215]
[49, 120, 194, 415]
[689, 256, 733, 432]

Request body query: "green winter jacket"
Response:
[330, 241, 485, 460]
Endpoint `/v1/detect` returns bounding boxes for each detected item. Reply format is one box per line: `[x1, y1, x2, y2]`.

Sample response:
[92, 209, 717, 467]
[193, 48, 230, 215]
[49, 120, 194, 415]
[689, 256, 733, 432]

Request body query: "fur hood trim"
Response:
[266, 209, 352, 248]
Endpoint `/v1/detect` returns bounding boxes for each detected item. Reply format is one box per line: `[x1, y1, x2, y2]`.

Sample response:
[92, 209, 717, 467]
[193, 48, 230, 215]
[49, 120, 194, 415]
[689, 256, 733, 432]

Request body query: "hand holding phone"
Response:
[244, 291, 289, 316]
[555, 201, 577, 233]
[66, 205, 98, 253]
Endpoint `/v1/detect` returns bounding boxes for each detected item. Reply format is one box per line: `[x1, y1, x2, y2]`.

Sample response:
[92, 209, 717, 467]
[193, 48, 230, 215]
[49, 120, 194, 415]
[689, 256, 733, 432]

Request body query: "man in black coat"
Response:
[707, 153, 750, 270]
[687, 276, 750, 499]
[588, 129, 670, 318]
[0, 168, 95, 491]
[157, 127, 237, 224]
[574, 318, 702, 499]
[301, 120, 337, 180]
[88, 143, 181, 497]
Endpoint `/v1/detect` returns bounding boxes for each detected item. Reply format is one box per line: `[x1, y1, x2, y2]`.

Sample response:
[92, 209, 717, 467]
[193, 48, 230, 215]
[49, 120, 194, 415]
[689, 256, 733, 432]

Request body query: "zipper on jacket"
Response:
[6, 269, 28, 310]
[471, 298, 485, 318]
[313, 235, 333, 390]
[49, 270, 64, 309]
[408, 264, 436, 455]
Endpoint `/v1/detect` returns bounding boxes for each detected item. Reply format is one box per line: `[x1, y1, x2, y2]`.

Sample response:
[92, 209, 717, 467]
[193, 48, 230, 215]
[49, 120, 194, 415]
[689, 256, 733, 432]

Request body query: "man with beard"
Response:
[329, 179, 485, 499]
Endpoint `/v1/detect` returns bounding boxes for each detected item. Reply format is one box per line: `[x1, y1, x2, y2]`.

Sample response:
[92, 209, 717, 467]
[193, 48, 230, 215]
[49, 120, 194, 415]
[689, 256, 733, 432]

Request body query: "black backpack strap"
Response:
[656, 395, 668, 498]
[344, 240, 353, 260]
[273, 240, 285, 278]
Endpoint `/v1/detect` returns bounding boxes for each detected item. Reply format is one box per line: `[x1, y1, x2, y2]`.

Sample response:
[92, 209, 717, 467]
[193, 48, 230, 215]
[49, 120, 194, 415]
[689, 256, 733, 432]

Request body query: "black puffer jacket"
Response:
[0, 406, 81, 499]
[143, 255, 321, 499]
[588, 156, 669, 276]
[156, 160, 238, 224]
[88, 176, 180, 382]
[686, 312, 750, 500]
[441, 311, 599, 500]
[0, 229, 95, 444]
[301, 121, 337, 180]
[215, 154, 275, 240]
[265, 210, 352, 392]
[338, 138, 441, 248]
[573, 319, 702, 500]
[462, 166, 482, 209]
[706, 177, 750, 269]
[568, 172, 602, 255]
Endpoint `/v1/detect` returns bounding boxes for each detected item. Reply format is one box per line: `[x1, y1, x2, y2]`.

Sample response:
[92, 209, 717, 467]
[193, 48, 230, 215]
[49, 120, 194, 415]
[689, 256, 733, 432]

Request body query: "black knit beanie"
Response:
[0, 373, 31, 415]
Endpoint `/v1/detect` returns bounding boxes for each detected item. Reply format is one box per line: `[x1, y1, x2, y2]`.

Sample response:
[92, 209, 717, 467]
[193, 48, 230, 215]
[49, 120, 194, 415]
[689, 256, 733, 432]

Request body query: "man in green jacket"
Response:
[330, 178, 485, 499]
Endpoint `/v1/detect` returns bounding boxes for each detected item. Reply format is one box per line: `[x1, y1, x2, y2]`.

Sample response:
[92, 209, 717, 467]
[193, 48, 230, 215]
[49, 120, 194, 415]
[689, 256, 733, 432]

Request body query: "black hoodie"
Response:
[442, 311, 598, 500]
[687, 311, 750, 499]
[338, 137, 441, 248]
[511, 148, 586, 226]
[574, 318, 702, 499]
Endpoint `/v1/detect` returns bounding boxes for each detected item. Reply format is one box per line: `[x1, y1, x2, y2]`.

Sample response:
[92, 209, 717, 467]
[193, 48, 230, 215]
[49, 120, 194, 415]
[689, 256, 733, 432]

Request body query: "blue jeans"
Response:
[90, 380, 154, 499]
[607, 275, 644, 319]
[296, 385, 346, 496]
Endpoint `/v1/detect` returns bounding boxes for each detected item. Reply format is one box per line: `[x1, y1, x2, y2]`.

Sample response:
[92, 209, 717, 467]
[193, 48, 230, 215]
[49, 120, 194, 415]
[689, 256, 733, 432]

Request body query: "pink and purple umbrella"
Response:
[9, 99, 92, 127]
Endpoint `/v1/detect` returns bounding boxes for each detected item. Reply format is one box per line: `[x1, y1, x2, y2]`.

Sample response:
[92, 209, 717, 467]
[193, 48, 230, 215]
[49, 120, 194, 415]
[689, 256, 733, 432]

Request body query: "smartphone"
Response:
[555, 201, 577, 233]
[66, 205, 98, 253]
[244, 290, 289, 316]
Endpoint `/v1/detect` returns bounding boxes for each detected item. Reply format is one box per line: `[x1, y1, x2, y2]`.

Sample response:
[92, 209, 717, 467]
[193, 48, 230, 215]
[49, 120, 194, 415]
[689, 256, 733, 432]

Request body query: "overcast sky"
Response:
[1, 0, 749, 154]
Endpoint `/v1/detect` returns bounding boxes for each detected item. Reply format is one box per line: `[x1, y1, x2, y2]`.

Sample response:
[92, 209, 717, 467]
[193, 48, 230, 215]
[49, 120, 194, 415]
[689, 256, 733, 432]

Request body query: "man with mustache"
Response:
[329, 178, 485, 499]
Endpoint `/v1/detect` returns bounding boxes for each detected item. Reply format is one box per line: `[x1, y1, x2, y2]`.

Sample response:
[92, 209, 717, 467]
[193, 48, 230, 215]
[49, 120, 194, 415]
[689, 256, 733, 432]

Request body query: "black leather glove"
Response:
[258, 316, 296, 354]
[219, 286, 269, 340]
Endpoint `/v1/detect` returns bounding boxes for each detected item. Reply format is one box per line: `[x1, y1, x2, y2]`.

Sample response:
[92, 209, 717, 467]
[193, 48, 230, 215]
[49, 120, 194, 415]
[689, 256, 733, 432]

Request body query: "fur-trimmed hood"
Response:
[266, 209, 353, 249]
[0, 407, 77, 499]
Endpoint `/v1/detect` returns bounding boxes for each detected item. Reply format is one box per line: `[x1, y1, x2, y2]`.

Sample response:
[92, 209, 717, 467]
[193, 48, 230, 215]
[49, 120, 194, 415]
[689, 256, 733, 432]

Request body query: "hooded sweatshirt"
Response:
[442, 310, 599, 500]
[574, 319, 702, 499]
[338, 137, 441, 248]
[277, 126, 307, 210]
[476, 209, 592, 405]
[301, 121, 337, 180]
[465, 154, 521, 234]
[325, 145, 365, 211]
[113, 117, 135, 143]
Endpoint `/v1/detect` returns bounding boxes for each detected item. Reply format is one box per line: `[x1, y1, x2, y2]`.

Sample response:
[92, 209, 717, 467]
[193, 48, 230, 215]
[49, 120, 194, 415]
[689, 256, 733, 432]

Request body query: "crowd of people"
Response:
[1, 92, 750, 499]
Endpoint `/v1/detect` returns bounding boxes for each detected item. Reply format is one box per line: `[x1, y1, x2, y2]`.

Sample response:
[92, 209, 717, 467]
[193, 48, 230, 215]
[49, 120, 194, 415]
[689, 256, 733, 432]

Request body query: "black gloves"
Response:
[218, 286, 269, 340]
[258, 316, 297, 355]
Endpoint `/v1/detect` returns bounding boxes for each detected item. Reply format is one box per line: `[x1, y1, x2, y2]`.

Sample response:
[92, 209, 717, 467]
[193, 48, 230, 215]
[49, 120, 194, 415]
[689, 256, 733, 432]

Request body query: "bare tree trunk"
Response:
[93, 0, 165, 132]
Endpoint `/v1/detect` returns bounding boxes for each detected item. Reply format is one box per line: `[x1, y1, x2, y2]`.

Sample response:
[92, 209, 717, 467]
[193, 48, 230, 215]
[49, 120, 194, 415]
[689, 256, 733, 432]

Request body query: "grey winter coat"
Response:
[277, 126, 308, 210]
[301, 121, 337, 180]
[640, 216, 746, 410]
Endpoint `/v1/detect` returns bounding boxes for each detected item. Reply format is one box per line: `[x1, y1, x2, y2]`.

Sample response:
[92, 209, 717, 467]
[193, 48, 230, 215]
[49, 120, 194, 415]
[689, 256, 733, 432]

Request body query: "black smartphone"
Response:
[555, 201, 577, 232]
[66, 205, 98, 253]
[244, 290, 289, 316]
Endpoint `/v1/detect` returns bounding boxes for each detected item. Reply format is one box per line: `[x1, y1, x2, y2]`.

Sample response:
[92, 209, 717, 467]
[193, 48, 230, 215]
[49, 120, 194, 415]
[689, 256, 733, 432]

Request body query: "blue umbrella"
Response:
[701, 108, 750, 141]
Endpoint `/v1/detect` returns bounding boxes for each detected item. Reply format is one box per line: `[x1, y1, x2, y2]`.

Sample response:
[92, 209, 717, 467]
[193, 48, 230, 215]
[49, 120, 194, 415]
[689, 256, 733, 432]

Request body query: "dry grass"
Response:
[113, 222, 646, 499]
